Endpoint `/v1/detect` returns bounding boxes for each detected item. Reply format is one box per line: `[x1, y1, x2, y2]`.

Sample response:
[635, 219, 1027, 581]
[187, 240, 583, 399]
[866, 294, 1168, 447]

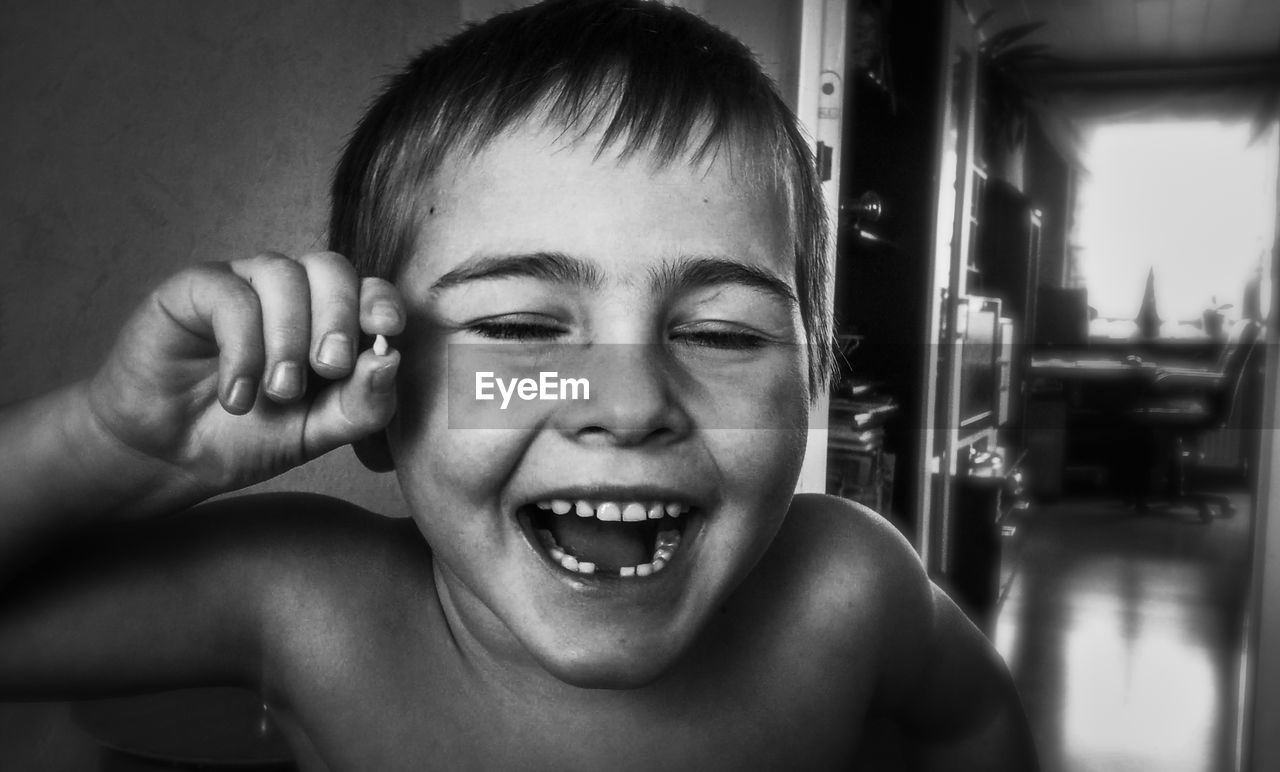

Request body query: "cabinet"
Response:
[832, 0, 977, 562]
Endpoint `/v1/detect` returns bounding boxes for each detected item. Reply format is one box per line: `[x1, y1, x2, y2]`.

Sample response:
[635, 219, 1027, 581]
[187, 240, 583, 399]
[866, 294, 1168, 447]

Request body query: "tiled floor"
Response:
[994, 490, 1254, 772]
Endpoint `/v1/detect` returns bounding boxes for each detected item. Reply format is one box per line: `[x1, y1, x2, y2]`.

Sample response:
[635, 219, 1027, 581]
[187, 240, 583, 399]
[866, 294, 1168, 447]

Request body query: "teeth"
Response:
[536, 499, 692, 524]
[532, 499, 691, 578]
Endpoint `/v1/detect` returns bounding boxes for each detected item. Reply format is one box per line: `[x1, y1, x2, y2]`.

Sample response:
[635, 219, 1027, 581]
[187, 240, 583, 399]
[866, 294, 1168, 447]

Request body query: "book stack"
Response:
[826, 385, 898, 512]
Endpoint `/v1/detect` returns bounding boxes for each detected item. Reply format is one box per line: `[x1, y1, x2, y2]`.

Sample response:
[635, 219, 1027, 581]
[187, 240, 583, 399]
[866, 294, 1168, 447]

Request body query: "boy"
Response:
[0, 0, 1036, 768]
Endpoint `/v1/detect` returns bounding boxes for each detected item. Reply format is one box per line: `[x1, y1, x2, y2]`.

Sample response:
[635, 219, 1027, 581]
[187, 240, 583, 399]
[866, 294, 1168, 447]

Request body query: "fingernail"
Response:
[268, 361, 304, 400]
[371, 301, 401, 329]
[227, 376, 257, 413]
[316, 332, 353, 369]
[370, 360, 398, 393]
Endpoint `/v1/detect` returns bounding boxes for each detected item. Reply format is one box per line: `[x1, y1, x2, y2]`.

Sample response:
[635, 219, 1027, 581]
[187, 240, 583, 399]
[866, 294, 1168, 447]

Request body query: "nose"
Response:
[551, 344, 692, 447]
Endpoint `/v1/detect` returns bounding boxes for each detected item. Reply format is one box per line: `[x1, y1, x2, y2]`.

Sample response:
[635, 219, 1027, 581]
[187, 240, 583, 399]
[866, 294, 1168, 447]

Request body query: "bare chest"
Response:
[270, 627, 875, 771]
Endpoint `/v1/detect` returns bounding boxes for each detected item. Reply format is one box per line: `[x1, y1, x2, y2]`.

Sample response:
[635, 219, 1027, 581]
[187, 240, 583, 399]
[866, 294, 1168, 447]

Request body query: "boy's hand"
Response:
[85, 252, 403, 500]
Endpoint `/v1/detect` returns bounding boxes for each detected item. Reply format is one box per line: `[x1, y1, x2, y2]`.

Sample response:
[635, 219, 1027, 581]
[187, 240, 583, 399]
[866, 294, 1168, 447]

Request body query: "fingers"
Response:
[230, 253, 312, 403]
[161, 251, 405, 424]
[359, 277, 406, 338]
[152, 264, 266, 415]
[297, 251, 359, 379]
[302, 343, 401, 460]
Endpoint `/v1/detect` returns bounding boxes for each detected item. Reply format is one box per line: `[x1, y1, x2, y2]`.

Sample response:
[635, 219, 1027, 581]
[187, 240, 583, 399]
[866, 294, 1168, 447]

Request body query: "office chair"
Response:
[1122, 319, 1261, 521]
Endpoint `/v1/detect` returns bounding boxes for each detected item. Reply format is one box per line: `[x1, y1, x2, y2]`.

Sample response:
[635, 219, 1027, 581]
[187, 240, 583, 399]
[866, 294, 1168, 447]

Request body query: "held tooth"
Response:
[647, 503, 665, 520]
[622, 503, 647, 522]
[550, 499, 572, 515]
[560, 554, 580, 572]
[577, 561, 596, 575]
[597, 502, 622, 522]
[575, 500, 594, 517]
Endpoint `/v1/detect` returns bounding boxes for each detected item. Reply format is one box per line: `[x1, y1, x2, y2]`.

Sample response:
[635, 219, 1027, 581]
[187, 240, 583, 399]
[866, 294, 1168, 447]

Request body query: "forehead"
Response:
[400, 125, 794, 289]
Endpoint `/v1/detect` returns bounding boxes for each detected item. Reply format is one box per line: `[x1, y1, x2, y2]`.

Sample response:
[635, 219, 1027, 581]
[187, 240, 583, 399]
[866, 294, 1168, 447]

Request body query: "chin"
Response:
[530, 635, 688, 690]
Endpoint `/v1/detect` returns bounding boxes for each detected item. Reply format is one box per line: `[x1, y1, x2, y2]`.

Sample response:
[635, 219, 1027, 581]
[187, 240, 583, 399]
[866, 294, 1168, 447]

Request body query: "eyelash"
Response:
[670, 327, 769, 351]
[468, 319, 567, 341]
[467, 319, 770, 350]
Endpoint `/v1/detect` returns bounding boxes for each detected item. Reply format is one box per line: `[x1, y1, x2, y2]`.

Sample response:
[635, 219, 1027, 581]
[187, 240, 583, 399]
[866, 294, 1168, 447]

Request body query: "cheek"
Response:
[389, 345, 528, 506]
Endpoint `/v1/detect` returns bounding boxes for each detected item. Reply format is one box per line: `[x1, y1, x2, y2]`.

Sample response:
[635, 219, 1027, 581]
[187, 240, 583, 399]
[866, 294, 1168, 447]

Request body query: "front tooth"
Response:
[597, 502, 622, 522]
[622, 503, 647, 522]
[636, 563, 654, 577]
[647, 503, 664, 520]
[550, 499, 572, 515]
[560, 554, 579, 572]
[577, 561, 596, 575]
[619, 566, 637, 578]
[575, 500, 594, 517]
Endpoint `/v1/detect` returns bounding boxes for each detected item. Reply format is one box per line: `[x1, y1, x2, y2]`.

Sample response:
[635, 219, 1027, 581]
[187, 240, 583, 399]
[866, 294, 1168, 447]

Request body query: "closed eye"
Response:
[467, 315, 568, 342]
[669, 324, 771, 351]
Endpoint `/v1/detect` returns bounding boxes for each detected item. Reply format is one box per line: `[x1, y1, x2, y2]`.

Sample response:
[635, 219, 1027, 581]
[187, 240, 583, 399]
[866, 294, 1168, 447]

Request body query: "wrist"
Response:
[62, 381, 210, 520]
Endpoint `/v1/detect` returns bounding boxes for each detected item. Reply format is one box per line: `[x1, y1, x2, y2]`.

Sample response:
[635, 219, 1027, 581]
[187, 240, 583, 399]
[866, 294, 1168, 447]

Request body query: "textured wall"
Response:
[0, 0, 463, 516]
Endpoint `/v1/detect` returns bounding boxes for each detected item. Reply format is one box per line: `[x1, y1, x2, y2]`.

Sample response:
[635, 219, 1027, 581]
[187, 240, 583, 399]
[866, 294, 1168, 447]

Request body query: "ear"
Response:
[353, 431, 396, 473]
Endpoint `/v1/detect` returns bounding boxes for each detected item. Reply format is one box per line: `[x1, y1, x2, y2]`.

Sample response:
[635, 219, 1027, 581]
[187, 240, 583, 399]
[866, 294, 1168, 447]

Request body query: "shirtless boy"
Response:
[0, 1, 1036, 768]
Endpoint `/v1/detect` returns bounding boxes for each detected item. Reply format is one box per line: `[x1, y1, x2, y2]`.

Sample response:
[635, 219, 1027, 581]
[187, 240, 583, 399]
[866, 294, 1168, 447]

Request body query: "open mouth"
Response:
[520, 498, 693, 578]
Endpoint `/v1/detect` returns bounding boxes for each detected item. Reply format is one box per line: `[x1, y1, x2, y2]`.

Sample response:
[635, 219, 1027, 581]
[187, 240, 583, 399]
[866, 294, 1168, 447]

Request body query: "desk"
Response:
[1024, 354, 1223, 496]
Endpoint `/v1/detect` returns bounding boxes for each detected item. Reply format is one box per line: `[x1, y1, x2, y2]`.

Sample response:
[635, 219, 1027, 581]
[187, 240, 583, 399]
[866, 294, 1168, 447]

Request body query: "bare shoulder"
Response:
[184, 492, 432, 618]
[185, 493, 437, 688]
[771, 493, 932, 612]
[751, 494, 936, 675]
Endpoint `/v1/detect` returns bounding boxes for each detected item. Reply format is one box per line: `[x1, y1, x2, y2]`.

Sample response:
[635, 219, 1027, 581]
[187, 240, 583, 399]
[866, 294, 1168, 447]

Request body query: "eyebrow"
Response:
[428, 250, 797, 307]
[429, 251, 604, 292]
[651, 255, 798, 307]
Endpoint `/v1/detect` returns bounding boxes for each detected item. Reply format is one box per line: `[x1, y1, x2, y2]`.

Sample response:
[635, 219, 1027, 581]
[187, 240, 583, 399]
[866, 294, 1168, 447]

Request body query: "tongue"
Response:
[548, 516, 649, 569]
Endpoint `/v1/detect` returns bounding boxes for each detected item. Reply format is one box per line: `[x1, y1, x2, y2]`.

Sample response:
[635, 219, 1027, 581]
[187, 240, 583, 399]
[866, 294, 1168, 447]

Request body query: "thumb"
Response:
[301, 343, 399, 460]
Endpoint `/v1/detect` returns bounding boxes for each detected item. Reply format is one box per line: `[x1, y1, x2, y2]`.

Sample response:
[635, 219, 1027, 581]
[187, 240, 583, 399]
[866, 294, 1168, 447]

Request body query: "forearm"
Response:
[0, 382, 203, 578]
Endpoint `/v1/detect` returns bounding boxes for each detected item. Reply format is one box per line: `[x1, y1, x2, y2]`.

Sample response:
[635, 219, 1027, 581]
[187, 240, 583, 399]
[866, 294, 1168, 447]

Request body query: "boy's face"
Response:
[388, 123, 811, 688]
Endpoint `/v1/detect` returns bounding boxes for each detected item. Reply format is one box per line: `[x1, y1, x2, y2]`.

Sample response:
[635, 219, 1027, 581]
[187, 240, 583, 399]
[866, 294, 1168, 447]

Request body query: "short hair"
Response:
[330, 0, 833, 395]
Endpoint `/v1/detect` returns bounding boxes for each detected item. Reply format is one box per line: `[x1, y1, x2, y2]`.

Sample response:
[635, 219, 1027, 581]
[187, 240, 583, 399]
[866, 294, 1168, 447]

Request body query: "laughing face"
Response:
[386, 123, 812, 688]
